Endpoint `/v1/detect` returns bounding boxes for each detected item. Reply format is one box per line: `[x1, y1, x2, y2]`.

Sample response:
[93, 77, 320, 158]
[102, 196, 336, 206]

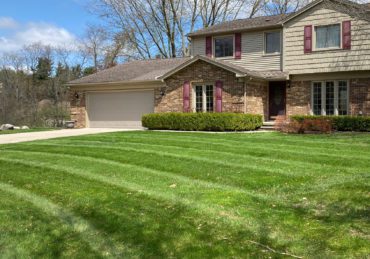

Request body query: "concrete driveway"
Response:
[0, 128, 139, 144]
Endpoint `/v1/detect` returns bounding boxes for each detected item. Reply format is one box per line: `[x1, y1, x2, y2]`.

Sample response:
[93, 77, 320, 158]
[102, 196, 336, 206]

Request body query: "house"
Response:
[68, 0, 370, 128]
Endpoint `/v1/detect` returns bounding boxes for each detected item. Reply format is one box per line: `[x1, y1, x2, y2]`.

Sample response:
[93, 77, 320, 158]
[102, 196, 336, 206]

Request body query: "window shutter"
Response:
[183, 81, 190, 112]
[206, 36, 212, 57]
[235, 33, 242, 59]
[215, 80, 223, 113]
[342, 21, 351, 50]
[304, 25, 312, 53]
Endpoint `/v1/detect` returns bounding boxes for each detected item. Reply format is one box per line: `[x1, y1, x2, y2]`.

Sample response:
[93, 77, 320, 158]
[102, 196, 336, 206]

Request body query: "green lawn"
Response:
[0, 131, 369, 258]
[0, 128, 56, 135]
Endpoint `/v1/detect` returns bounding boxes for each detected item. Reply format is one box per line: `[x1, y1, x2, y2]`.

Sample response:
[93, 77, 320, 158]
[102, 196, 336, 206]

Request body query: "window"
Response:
[193, 84, 214, 112]
[214, 36, 234, 58]
[315, 24, 341, 49]
[265, 31, 281, 54]
[312, 81, 348, 116]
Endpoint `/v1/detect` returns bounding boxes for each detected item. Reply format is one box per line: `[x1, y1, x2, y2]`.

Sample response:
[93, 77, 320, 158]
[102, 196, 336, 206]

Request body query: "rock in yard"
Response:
[13, 126, 21, 130]
[21, 126, 30, 130]
[0, 124, 14, 130]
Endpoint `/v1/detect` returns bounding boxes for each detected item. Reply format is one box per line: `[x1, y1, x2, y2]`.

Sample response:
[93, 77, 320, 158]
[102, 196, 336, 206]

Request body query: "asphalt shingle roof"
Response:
[187, 14, 287, 37]
[68, 57, 191, 85]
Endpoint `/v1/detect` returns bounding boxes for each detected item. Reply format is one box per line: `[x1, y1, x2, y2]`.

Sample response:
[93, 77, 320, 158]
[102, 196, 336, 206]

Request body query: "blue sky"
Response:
[0, 0, 98, 53]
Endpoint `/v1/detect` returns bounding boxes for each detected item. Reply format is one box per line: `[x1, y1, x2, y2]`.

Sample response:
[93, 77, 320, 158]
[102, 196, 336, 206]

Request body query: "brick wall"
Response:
[156, 60, 245, 113]
[245, 79, 268, 119]
[350, 78, 370, 116]
[286, 81, 311, 116]
[70, 91, 86, 128]
[287, 78, 370, 116]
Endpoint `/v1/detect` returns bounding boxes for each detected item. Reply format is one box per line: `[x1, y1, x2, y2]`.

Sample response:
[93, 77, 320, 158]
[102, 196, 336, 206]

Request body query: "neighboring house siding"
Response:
[284, 5, 370, 74]
[191, 31, 282, 71]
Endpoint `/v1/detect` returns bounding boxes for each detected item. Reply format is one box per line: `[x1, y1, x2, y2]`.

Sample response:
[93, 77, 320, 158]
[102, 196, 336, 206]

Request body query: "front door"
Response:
[269, 81, 286, 120]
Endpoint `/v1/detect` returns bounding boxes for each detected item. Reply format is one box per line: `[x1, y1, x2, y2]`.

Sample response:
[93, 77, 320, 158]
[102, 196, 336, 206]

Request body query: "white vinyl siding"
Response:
[311, 80, 349, 116]
[191, 31, 282, 71]
[284, 4, 370, 74]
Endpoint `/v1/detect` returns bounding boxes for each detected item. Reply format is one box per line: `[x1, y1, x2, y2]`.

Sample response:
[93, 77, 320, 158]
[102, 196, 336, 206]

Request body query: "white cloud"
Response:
[0, 17, 19, 29]
[0, 19, 77, 53]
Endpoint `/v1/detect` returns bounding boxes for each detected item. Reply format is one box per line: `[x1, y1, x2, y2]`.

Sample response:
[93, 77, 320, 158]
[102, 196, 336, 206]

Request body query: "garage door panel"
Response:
[87, 91, 154, 128]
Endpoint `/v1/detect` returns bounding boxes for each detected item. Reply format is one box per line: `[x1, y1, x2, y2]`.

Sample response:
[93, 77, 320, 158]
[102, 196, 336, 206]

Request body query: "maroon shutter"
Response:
[304, 25, 312, 53]
[215, 81, 223, 113]
[342, 21, 351, 50]
[235, 33, 242, 59]
[183, 81, 190, 112]
[206, 36, 212, 57]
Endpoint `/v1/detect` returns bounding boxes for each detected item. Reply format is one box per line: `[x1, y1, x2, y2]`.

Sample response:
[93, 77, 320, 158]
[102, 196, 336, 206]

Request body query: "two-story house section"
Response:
[68, 0, 370, 128]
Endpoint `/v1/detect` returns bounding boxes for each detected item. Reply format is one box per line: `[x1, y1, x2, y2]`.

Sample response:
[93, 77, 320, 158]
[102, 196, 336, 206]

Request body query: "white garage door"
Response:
[87, 90, 154, 128]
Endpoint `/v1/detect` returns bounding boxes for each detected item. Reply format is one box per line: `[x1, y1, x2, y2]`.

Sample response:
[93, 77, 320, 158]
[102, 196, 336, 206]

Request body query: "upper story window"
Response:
[315, 24, 341, 49]
[214, 36, 234, 58]
[265, 31, 281, 54]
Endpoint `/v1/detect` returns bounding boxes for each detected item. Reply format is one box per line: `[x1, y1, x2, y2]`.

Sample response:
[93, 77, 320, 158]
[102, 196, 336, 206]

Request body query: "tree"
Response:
[88, 0, 267, 59]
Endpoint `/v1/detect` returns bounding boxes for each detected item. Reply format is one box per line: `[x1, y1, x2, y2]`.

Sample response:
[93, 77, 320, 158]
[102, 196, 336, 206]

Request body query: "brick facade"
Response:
[70, 91, 87, 128]
[156, 60, 246, 113]
[287, 78, 370, 116]
[286, 81, 311, 116]
[350, 78, 370, 116]
[69, 61, 370, 128]
[245, 79, 269, 119]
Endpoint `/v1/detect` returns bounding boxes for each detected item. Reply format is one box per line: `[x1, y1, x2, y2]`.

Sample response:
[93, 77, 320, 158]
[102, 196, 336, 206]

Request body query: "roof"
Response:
[68, 57, 191, 85]
[68, 55, 288, 86]
[157, 55, 288, 81]
[187, 14, 287, 37]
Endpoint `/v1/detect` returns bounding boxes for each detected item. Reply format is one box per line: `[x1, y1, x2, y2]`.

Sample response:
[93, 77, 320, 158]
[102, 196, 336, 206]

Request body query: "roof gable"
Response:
[282, 0, 370, 25]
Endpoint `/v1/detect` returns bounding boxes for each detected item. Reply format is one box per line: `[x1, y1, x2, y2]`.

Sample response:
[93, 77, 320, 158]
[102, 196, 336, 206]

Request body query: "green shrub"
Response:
[142, 113, 263, 131]
[290, 115, 370, 132]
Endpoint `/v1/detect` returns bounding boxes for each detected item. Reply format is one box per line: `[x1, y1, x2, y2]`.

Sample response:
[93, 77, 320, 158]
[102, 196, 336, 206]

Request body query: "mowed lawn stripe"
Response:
[0, 182, 129, 258]
[0, 131, 368, 258]
[61, 138, 370, 170]
[21, 141, 369, 176]
[2, 147, 366, 201]
[0, 157, 359, 258]
[0, 160, 286, 257]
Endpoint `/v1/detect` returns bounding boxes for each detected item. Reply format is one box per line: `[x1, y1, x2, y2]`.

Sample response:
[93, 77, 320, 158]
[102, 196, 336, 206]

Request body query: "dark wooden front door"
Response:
[269, 81, 286, 120]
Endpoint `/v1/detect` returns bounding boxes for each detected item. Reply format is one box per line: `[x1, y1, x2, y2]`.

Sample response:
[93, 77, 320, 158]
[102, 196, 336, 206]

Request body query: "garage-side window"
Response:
[193, 84, 214, 112]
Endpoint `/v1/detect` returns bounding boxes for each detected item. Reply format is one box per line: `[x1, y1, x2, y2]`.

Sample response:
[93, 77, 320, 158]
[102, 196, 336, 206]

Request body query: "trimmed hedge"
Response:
[142, 113, 263, 131]
[290, 115, 370, 132]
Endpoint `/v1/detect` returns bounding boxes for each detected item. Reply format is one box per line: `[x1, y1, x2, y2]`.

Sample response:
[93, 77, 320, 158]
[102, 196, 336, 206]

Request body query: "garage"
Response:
[87, 90, 154, 128]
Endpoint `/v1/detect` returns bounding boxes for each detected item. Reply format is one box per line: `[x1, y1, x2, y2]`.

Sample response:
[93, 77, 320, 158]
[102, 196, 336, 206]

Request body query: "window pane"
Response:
[265, 32, 281, 53]
[195, 85, 203, 112]
[326, 81, 335, 115]
[316, 24, 340, 49]
[338, 81, 348, 115]
[215, 37, 234, 57]
[313, 82, 322, 115]
[206, 85, 214, 112]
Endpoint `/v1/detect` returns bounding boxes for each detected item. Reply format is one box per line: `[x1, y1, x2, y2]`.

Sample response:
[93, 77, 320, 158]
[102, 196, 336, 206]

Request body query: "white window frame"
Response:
[213, 35, 234, 59]
[310, 80, 349, 116]
[313, 23, 342, 51]
[264, 30, 282, 55]
[192, 84, 214, 112]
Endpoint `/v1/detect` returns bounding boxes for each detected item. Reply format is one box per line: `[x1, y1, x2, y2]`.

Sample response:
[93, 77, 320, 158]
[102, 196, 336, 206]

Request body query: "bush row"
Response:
[290, 115, 370, 132]
[142, 113, 263, 131]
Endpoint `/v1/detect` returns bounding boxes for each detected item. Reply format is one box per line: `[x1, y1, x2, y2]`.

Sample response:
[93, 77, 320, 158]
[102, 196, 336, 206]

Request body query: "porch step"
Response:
[260, 121, 276, 131]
